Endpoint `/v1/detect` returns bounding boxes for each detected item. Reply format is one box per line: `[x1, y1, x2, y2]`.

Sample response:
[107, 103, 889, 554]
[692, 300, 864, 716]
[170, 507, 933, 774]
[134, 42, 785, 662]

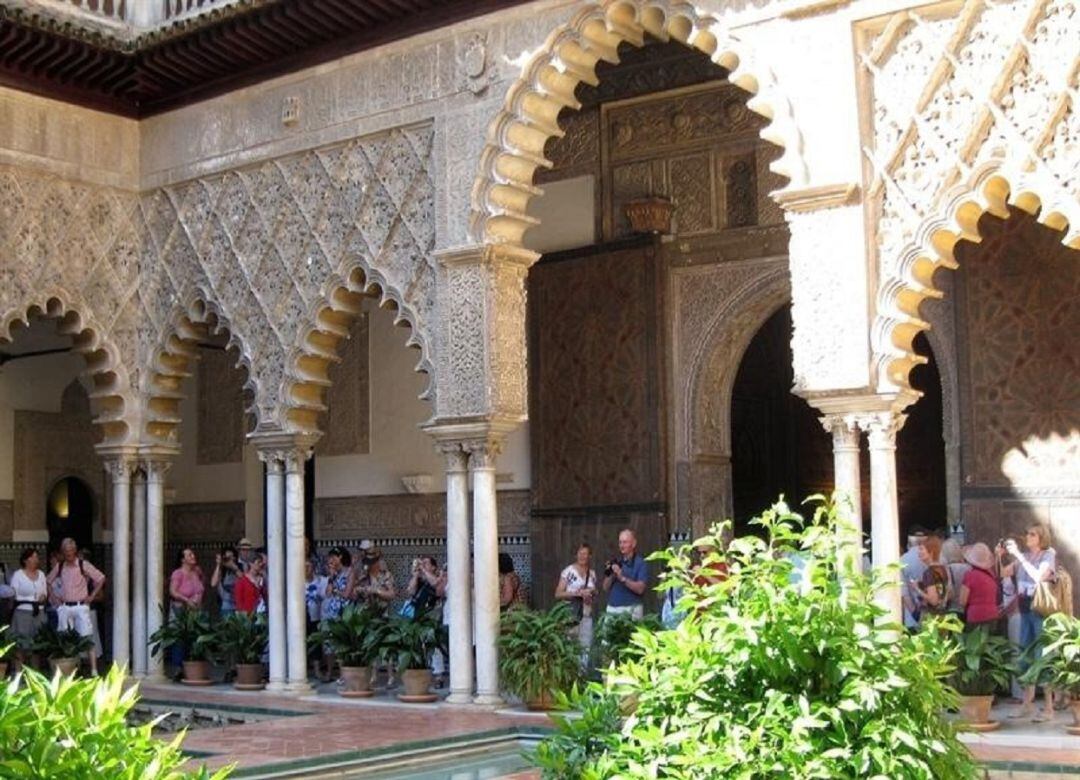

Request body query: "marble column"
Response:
[263, 454, 287, 692]
[107, 457, 134, 671]
[822, 414, 863, 576]
[440, 444, 474, 704]
[467, 439, 503, 706]
[284, 450, 312, 694]
[861, 411, 906, 622]
[131, 469, 148, 677]
[145, 460, 169, 682]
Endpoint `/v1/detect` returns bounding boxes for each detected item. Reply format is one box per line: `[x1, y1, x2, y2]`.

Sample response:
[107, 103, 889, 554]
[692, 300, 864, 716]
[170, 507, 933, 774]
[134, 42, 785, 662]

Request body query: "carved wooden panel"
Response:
[196, 346, 245, 465]
[316, 312, 371, 457]
[955, 210, 1080, 489]
[528, 239, 666, 512]
[600, 82, 769, 241]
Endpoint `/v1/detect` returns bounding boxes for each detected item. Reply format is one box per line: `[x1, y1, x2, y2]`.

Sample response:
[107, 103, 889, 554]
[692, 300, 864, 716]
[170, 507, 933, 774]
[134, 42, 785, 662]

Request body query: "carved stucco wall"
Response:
[13, 381, 106, 540]
[860, 0, 1080, 395]
[673, 257, 791, 532]
[0, 124, 436, 447]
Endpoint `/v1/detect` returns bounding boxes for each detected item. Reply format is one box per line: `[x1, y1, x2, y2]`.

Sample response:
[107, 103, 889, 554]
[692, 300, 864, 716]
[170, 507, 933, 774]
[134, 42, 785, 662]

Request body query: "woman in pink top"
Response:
[958, 543, 999, 627]
[169, 548, 205, 611]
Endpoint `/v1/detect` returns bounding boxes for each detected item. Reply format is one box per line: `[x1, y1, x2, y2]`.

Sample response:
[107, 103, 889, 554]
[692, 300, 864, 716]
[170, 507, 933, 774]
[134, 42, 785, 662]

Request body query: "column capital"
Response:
[251, 433, 318, 472]
[858, 411, 907, 449]
[820, 414, 861, 449]
[464, 437, 502, 470]
[435, 442, 469, 474]
[142, 458, 172, 482]
[102, 454, 138, 481]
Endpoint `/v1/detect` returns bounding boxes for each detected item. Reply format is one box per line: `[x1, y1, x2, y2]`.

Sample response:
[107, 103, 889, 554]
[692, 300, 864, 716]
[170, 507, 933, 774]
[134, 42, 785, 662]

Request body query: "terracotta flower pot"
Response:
[527, 689, 557, 711]
[181, 660, 212, 685]
[624, 196, 674, 235]
[398, 668, 436, 702]
[958, 694, 998, 731]
[49, 657, 79, 677]
[339, 665, 374, 698]
[233, 663, 264, 690]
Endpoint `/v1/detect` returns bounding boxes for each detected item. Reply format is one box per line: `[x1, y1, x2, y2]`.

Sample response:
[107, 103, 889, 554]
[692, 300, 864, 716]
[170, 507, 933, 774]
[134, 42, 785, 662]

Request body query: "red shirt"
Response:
[234, 574, 264, 614]
[963, 567, 998, 625]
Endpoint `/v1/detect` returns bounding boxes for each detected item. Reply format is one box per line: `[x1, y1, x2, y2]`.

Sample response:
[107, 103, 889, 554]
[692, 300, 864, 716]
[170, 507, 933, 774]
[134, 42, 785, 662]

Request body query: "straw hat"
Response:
[963, 542, 995, 570]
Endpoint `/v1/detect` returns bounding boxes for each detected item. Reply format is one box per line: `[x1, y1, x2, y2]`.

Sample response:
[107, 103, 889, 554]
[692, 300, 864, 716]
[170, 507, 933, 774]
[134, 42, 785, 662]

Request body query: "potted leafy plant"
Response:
[499, 603, 582, 710]
[1024, 613, 1080, 733]
[380, 611, 444, 702]
[309, 605, 386, 697]
[31, 624, 93, 677]
[949, 624, 1015, 731]
[215, 612, 267, 690]
[148, 608, 218, 685]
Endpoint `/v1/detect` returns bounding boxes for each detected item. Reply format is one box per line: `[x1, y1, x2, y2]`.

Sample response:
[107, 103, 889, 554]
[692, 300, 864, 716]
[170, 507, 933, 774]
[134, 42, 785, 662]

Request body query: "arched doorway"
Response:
[730, 305, 828, 534]
[47, 475, 94, 552]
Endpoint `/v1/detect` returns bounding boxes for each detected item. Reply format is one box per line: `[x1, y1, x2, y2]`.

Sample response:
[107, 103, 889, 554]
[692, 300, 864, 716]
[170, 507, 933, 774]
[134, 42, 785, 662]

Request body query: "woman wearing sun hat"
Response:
[957, 542, 999, 629]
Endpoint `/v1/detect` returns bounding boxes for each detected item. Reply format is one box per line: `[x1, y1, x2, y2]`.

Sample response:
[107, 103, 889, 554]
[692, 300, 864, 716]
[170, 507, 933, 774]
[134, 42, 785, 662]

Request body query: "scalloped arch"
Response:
[0, 293, 133, 446]
[468, 0, 807, 247]
[685, 266, 791, 458]
[144, 293, 258, 447]
[283, 261, 435, 436]
[875, 165, 1080, 395]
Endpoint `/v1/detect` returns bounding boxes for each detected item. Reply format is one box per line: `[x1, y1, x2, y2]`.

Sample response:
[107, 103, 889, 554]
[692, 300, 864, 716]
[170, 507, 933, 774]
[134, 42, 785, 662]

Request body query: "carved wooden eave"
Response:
[0, 0, 533, 117]
[772, 183, 861, 213]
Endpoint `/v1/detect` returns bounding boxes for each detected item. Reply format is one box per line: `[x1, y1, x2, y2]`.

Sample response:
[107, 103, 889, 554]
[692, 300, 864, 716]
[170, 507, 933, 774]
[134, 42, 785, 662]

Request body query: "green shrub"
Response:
[588, 611, 660, 675]
[214, 613, 268, 667]
[149, 608, 218, 662]
[308, 604, 386, 667]
[532, 499, 978, 779]
[499, 603, 582, 704]
[0, 664, 230, 779]
[1023, 612, 1080, 697]
[30, 625, 94, 660]
[380, 611, 445, 671]
[950, 624, 1015, 696]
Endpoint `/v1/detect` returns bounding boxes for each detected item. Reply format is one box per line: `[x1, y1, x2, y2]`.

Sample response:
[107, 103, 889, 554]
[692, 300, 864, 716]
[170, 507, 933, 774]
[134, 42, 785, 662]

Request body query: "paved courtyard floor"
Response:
[137, 682, 1080, 778]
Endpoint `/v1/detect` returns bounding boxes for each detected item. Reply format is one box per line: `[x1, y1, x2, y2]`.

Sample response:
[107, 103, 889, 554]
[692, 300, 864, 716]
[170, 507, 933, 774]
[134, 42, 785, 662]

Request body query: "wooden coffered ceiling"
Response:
[0, 0, 531, 117]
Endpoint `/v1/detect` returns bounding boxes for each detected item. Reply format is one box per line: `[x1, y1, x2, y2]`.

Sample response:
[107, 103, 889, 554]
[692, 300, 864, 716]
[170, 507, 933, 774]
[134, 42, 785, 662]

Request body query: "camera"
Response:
[412, 558, 422, 572]
[604, 559, 619, 578]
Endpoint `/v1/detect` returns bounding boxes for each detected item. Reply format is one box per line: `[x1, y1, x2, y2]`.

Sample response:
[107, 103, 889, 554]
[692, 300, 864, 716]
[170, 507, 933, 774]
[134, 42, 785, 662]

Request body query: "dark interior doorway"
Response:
[896, 332, 947, 539]
[730, 305, 830, 534]
[46, 476, 94, 552]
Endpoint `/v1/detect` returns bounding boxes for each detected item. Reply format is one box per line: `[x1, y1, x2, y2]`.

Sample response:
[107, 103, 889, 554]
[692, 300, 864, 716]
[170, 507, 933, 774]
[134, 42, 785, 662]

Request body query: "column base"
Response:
[472, 693, 505, 707]
[265, 680, 288, 692]
[141, 673, 170, 686]
[285, 680, 315, 696]
[445, 691, 474, 705]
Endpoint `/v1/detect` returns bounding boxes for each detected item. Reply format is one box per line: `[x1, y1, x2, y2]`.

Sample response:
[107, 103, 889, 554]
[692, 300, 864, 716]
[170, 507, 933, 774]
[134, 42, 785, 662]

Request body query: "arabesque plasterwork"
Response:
[862, 0, 1080, 397]
[0, 123, 436, 447]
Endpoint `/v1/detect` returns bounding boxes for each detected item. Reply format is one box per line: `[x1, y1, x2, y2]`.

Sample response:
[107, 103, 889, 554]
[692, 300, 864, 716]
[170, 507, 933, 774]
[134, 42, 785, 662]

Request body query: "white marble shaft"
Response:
[109, 460, 133, 670]
[285, 455, 311, 693]
[865, 413, 906, 622]
[131, 469, 148, 677]
[265, 458, 287, 691]
[470, 447, 502, 706]
[145, 463, 167, 681]
[444, 447, 474, 704]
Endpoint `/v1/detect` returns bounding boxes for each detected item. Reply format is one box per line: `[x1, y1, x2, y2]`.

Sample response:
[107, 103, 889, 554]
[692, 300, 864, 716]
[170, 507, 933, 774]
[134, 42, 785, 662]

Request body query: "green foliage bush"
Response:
[213, 613, 268, 667]
[498, 603, 582, 703]
[532, 499, 979, 779]
[31, 625, 94, 659]
[1024, 612, 1080, 697]
[309, 604, 387, 667]
[0, 663, 230, 780]
[149, 608, 219, 662]
[949, 624, 1015, 696]
[380, 611, 445, 671]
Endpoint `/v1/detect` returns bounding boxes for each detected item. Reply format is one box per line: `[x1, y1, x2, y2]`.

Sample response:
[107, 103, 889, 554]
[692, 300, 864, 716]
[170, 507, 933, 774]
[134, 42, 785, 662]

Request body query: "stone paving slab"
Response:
[137, 684, 1080, 778]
